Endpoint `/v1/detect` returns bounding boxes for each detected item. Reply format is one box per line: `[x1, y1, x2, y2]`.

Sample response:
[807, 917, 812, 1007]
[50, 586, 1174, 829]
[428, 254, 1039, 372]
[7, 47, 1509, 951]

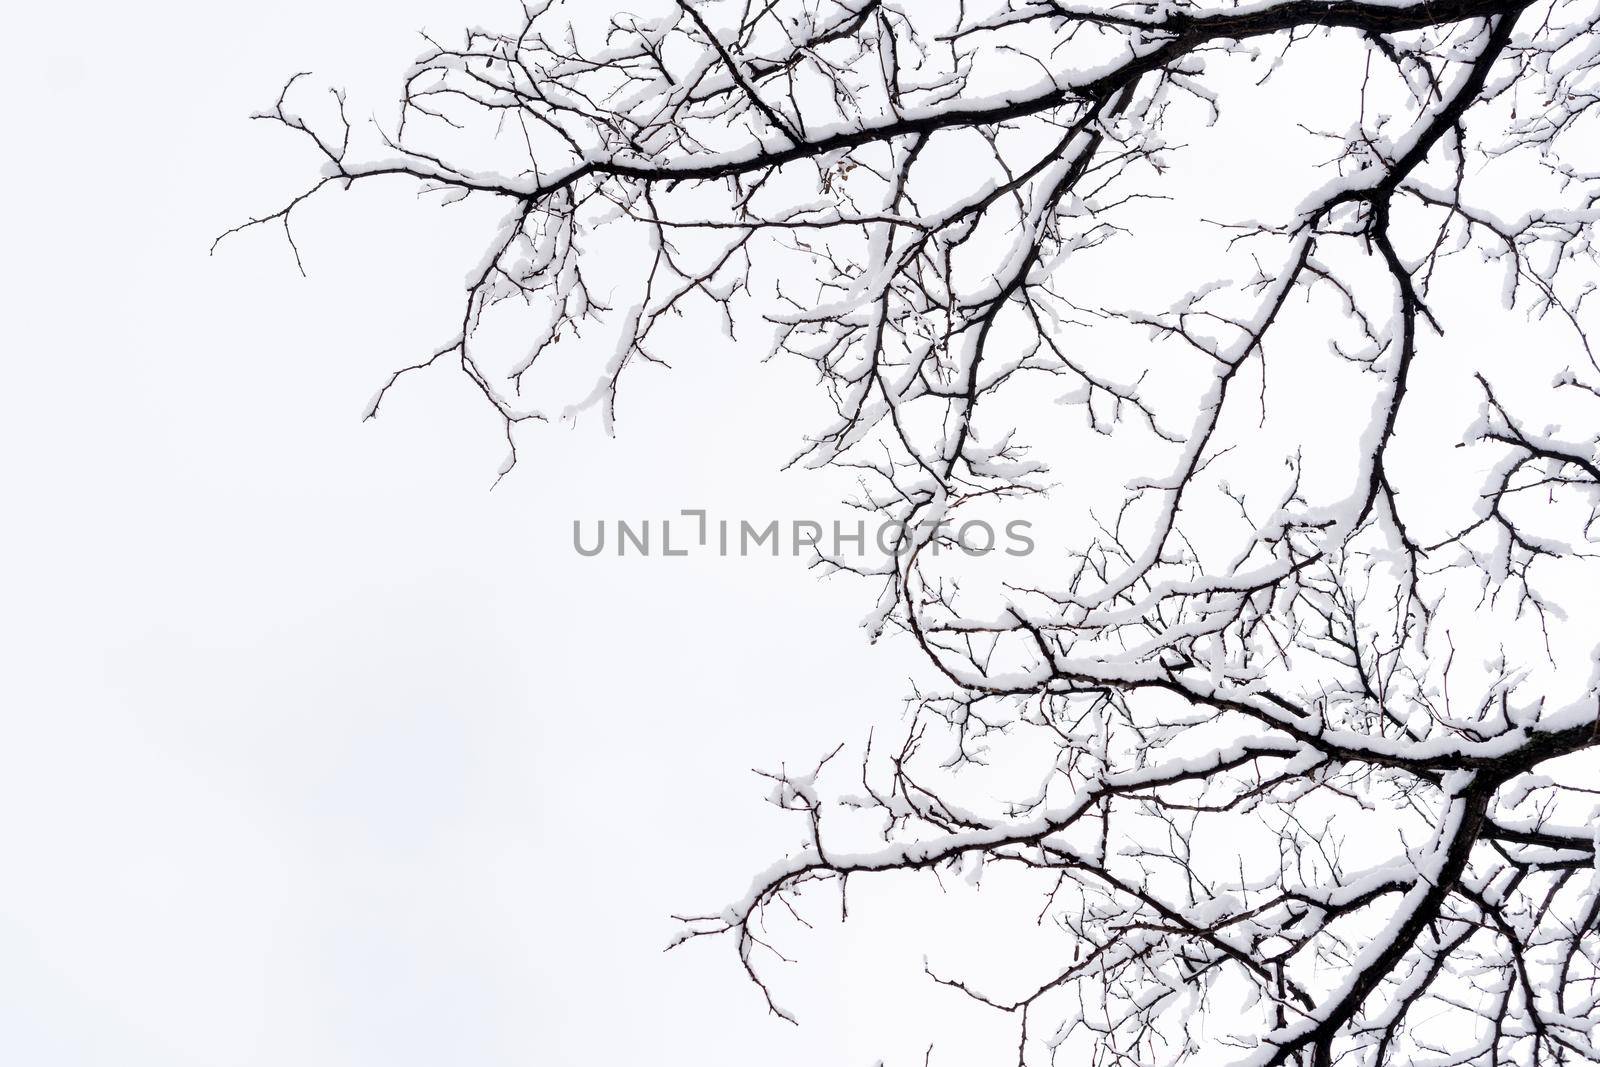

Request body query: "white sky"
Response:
[8, 3, 1599, 1065]
[0, 2, 975, 1063]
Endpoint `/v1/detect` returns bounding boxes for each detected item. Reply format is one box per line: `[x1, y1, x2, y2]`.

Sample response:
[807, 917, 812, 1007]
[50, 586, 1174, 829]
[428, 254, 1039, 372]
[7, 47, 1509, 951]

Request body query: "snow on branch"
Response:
[230, 1, 1600, 1063]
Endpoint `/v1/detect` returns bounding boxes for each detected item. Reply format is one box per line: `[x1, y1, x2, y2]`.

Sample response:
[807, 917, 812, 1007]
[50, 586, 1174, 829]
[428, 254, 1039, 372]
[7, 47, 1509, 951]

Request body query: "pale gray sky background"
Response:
[12, 4, 1595, 1066]
[0, 3, 986, 1063]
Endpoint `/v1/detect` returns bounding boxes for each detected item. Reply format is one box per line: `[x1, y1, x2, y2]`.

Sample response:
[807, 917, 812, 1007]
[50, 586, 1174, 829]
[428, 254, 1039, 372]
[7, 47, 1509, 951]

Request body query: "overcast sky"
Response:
[14, 2, 1600, 1065]
[0, 3, 983, 1063]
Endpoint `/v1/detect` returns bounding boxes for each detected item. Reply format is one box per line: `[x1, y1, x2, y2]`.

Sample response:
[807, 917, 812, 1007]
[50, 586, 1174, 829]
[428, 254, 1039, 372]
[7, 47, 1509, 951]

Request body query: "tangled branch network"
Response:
[225, 0, 1600, 1063]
